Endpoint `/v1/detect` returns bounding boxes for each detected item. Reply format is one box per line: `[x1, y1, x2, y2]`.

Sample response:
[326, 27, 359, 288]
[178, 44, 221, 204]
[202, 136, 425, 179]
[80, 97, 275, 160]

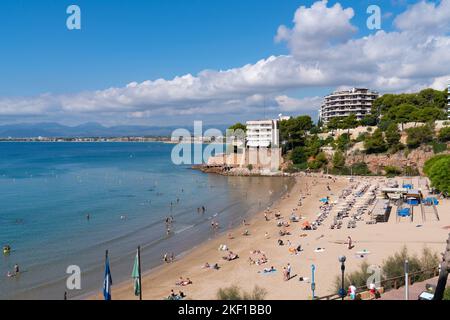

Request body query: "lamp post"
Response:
[405, 260, 409, 301]
[338, 256, 347, 300]
[311, 264, 316, 300]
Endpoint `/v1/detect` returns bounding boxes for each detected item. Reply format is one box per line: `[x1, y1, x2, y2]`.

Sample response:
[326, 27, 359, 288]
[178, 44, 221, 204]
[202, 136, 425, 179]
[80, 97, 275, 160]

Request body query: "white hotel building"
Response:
[245, 119, 280, 148]
[319, 88, 379, 124]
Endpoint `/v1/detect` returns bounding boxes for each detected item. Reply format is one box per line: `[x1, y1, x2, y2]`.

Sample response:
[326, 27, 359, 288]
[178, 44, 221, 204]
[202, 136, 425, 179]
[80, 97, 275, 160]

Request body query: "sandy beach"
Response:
[89, 174, 450, 300]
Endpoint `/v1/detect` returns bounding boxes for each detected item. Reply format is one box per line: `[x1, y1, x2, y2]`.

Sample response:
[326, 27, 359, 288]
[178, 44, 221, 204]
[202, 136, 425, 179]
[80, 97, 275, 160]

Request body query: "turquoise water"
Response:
[0, 142, 292, 299]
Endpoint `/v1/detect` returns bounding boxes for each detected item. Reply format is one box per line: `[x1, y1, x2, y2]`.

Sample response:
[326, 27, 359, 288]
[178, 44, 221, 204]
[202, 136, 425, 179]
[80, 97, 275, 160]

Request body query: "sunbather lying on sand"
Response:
[202, 262, 220, 270]
[175, 277, 193, 286]
[260, 266, 276, 273]
[222, 251, 239, 261]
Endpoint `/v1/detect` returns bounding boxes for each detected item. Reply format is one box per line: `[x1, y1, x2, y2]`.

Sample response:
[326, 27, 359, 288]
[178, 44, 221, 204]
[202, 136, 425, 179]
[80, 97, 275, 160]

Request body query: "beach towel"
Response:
[259, 269, 277, 275]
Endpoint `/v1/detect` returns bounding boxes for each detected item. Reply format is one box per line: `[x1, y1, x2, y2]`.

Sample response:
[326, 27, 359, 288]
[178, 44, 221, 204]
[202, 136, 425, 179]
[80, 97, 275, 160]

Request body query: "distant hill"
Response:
[0, 122, 230, 138]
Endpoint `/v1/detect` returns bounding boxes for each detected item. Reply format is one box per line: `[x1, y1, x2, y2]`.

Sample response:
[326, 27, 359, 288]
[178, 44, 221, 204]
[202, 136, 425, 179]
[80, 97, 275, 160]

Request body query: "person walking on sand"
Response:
[347, 236, 353, 250]
[286, 263, 291, 280]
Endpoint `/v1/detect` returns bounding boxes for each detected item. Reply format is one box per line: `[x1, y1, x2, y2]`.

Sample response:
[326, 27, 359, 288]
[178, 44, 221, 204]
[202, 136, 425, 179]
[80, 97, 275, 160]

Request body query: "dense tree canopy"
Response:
[228, 122, 247, 132]
[279, 115, 313, 152]
[373, 89, 448, 125]
[385, 123, 402, 152]
[424, 155, 450, 194]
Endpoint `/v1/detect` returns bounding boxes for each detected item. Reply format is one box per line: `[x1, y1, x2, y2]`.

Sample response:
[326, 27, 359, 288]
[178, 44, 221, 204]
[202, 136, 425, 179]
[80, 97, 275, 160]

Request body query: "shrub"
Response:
[423, 154, 449, 176]
[430, 141, 447, 154]
[217, 285, 267, 300]
[351, 162, 372, 176]
[247, 164, 253, 171]
[438, 126, 450, 142]
[217, 285, 241, 300]
[290, 147, 307, 165]
[444, 288, 450, 301]
[403, 166, 419, 176]
[382, 247, 438, 290]
[384, 166, 402, 177]
[364, 129, 388, 154]
[333, 261, 371, 293]
[427, 156, 450, 193]
[385, 123, 402, 152]
[355, 132, 369, 143]
[406, 125, 434, 149]
[332, 247, 440, 294]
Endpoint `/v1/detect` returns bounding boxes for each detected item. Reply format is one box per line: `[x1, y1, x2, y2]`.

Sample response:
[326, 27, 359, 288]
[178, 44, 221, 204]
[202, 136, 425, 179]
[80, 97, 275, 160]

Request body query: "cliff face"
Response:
[345, 145, 449, 175]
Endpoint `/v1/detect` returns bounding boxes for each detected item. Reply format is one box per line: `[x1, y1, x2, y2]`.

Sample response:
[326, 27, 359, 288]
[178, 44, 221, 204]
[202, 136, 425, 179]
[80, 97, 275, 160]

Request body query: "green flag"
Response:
[131, 249, 141, 297]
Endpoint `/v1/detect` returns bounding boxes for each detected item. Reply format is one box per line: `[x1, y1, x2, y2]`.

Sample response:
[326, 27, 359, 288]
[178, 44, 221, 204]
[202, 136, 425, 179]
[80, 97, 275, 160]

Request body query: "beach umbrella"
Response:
[103, 250, 113, 301]
[131, 247, 142, 300]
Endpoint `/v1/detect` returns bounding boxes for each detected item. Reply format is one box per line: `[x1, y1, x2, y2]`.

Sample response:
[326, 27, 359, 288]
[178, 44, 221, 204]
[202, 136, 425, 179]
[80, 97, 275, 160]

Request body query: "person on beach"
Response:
[163, 253, 169, 263]
[286, 263, 291, 279]
[347, 236, 354, 250]
[263, 266, 275, 273]
[264, 212, 269, 221]
[348, 284, 357, 300]
[282, 267, 288, 281]
[170, 252, 175, 262]
[14, 264, 19, 274]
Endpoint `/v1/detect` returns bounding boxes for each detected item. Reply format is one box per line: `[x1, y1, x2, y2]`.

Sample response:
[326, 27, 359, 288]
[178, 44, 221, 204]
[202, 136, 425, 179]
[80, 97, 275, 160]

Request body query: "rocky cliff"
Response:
[345, 145, 449, 175]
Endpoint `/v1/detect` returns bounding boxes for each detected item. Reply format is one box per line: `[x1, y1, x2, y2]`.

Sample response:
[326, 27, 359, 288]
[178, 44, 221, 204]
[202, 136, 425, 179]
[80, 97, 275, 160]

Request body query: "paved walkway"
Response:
[379, 276, 449, 300]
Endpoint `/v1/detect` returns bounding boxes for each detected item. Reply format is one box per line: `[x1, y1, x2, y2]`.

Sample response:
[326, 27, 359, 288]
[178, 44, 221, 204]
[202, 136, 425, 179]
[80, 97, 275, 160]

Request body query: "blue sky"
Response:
[0, 0, 448, 126]
[0, 0, 401, 95]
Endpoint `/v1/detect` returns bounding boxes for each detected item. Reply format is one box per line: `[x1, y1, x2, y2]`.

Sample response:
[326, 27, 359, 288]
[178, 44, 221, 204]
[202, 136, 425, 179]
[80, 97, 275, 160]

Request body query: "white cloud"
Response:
[1, 0, 450, 124]
[275, 95, 322, 112]
[275, 0, 356, 56]
[394, 0, 450, 33]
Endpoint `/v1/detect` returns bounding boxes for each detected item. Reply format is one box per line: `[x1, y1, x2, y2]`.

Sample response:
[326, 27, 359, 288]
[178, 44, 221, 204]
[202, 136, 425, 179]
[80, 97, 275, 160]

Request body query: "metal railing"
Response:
[316, 267, 439, 300]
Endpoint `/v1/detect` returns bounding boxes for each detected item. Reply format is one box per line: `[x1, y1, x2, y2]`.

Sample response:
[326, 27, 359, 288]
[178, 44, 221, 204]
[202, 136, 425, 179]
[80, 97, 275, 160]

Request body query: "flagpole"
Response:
[138, 246, 142, 300]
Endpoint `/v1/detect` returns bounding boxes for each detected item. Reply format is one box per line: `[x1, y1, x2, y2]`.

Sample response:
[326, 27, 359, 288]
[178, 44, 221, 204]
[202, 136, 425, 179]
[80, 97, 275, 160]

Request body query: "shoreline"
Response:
[87, 173, 342, 300]
[87, 174, 450, 300]
[76, 176, 295, 300]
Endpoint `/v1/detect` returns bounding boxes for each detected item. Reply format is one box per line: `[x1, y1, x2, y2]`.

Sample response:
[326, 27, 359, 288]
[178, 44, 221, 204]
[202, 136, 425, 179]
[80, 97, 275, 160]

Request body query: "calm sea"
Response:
[0, 142, 292, 299]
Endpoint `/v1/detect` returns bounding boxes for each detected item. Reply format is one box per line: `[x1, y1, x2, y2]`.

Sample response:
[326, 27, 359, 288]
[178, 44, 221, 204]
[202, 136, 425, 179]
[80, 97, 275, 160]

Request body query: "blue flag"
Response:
[103, 253, 113, 300]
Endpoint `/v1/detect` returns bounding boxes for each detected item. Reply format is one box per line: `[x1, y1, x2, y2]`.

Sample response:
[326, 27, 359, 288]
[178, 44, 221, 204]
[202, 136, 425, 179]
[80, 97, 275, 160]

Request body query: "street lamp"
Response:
[338, 255, 347, 300]
[311, 264, 316, 300]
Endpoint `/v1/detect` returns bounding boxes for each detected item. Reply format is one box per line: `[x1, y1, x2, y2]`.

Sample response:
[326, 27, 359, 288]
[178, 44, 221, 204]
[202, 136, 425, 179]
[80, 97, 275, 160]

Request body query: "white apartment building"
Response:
[246, 119, 279, 148]
[319, 88, 379, 124]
